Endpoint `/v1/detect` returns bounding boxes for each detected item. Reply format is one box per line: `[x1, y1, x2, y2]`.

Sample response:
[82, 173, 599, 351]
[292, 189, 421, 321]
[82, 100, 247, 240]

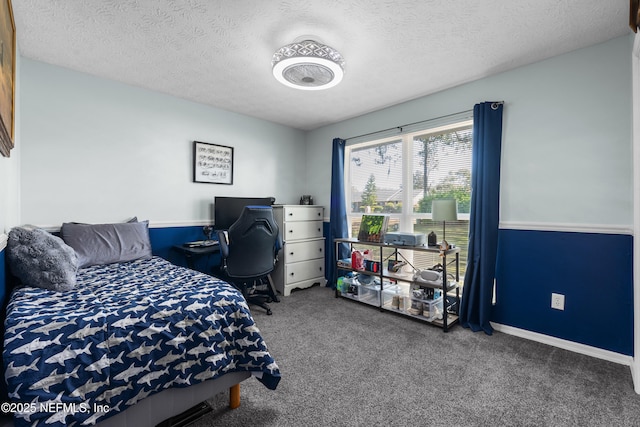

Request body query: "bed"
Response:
[2, 222, 281, 427]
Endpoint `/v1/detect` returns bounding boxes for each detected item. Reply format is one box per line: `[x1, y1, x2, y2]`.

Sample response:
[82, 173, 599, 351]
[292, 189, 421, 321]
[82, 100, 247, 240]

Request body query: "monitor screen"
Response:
[214, 196, 276, 230]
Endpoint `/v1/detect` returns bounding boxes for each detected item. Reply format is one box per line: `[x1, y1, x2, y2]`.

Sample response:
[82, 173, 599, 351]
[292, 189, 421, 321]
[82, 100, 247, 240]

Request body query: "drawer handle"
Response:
[288, 213, 293, 216]
[289, 252, 294, 255]
[317, 212, 321, 216]
[317, 228, 321, 232]
[319, 267, 323, 271]
[319, 248, 323, 252]
[289, 230, 294, 233]
[290, 272, 295, 276]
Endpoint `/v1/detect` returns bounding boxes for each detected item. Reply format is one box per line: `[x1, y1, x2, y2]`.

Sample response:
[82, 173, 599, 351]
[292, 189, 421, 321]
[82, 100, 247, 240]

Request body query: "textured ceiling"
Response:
[11, 0, 632, 131]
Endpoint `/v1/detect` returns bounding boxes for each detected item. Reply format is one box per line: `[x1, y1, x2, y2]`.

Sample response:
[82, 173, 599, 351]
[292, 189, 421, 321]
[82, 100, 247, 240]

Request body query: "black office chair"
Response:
[215, 206, 281, 315]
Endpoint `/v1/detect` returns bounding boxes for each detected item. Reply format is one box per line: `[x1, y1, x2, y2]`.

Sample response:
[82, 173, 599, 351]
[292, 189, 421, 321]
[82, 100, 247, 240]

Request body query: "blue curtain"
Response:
[327, 138, 350, 288]
[459, 102, 504, 334]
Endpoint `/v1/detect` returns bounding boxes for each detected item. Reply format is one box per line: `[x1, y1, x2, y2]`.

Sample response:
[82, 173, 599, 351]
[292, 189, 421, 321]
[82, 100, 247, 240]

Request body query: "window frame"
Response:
[345, 119, 473, 235]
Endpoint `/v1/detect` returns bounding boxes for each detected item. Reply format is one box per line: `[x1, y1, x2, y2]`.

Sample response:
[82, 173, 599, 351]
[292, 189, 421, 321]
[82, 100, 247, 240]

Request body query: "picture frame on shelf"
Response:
[357, 214, 389, 243]
[193, 141, 234, 184]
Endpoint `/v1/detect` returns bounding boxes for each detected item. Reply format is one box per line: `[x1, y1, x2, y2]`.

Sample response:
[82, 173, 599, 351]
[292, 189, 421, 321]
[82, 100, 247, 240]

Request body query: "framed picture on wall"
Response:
[193, 141, 234, 184]
[0, 0, 15, 158]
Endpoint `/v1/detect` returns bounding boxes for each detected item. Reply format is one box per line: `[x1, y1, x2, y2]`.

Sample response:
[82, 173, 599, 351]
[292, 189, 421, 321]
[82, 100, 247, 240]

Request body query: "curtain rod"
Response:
[344, 102, 504, 142]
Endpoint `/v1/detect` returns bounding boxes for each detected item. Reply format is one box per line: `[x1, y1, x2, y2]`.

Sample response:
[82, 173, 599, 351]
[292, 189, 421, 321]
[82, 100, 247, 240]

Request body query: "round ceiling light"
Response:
[271, 39, 345, 90]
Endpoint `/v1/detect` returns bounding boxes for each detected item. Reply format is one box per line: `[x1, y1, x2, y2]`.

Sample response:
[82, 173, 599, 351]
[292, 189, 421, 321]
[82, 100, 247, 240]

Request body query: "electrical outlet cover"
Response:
[551, 293, 565, 310]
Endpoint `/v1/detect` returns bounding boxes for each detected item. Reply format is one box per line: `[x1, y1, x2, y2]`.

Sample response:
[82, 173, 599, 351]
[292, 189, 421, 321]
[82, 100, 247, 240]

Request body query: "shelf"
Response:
[415, 280, 460, 292]
[335, 237, 461, 332]
[381, 288, 443, 318]
[382, 270, 414, 282]
[432, 314, 460, 328]
[335, 237, 461, 256]
[337, 265, 459, 292]
[339, 284, 381, 307]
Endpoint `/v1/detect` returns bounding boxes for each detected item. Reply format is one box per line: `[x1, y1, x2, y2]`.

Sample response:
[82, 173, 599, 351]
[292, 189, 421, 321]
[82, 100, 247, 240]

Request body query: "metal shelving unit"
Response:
[334, 237, 460, 332]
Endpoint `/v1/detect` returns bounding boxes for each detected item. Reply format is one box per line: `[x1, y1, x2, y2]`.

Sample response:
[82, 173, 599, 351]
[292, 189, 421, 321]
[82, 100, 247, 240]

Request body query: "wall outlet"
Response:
[551, 293, 565, 310]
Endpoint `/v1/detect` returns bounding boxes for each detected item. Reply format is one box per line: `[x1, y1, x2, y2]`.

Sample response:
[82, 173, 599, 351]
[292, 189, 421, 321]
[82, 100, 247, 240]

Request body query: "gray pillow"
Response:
[61, 221, 152, 268]
[7, 226, 78, 291]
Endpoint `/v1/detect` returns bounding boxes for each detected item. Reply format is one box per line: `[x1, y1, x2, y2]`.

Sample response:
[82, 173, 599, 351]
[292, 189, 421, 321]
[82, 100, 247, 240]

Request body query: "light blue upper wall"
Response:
[0, 47, 21, 237]
[16, 35, 635, 230]
[306, 35, 633, 230]
[1, 48, 20, 307]
[19, 59, 307, 227]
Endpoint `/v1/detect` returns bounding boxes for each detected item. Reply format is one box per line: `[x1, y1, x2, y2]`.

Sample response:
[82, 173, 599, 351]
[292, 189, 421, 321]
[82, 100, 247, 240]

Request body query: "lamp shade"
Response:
[432, 199, 458, 222]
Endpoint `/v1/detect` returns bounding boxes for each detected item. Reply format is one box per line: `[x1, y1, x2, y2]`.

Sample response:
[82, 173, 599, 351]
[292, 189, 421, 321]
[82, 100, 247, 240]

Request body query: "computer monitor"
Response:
[213, 196, 276, 230]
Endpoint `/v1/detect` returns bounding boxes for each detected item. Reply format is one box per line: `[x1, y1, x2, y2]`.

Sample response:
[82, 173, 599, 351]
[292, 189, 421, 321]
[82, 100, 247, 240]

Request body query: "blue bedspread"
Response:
[3, 256, 280, 426]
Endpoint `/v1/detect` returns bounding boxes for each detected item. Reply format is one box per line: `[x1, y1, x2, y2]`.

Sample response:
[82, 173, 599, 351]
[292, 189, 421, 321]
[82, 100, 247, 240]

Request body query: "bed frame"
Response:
[0, 372, 250, 427]
[96, 371, 250, 427]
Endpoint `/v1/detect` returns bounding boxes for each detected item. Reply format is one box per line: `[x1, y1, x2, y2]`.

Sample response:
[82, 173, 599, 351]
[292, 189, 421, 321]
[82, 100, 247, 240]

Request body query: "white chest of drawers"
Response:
[272, 205, 325, 296]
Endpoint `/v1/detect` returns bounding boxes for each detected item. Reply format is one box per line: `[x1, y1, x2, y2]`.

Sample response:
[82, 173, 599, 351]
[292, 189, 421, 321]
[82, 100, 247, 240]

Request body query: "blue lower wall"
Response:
[0, 246, 5, 400]
[149, 226, 221, 274]
[0, 246, 5, 310]
[493, 229, 633, 355]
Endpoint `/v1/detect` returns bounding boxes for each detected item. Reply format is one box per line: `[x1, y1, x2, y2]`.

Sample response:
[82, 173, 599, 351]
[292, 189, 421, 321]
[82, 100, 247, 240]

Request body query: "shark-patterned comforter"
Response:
[3, 256, 281, 426]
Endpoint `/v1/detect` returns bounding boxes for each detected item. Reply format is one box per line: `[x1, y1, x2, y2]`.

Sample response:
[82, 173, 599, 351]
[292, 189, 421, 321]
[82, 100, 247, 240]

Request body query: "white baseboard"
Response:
[631, 361, 640, 394]
[491, 322, 633, 367]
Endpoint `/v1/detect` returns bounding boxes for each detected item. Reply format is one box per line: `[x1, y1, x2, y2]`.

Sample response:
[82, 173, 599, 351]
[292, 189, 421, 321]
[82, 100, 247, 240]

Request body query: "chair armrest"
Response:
[275, 233, 283, 255]
[217, 230, 230, 258]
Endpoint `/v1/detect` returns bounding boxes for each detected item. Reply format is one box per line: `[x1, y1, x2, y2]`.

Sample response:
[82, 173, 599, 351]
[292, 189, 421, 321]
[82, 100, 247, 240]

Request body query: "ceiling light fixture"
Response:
[271, 39, 345, 90]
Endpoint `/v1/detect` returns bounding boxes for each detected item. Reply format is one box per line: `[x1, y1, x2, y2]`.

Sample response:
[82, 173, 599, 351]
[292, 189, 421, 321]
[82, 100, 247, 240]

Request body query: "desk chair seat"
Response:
[215, 206, 281, 315]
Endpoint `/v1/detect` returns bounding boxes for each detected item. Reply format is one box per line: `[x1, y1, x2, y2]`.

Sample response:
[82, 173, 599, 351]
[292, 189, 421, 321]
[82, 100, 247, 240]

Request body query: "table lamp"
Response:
[432, 199, 458, 248]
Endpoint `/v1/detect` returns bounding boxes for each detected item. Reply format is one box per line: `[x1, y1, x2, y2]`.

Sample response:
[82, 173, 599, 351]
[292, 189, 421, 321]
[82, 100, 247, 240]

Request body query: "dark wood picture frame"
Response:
[193, 141, 234, 184]
[0, 0, 15, 157]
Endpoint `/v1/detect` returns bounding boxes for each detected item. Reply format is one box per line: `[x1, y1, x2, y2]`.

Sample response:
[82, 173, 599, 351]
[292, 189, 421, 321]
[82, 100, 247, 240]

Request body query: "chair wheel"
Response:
[266, 308, 272, 315]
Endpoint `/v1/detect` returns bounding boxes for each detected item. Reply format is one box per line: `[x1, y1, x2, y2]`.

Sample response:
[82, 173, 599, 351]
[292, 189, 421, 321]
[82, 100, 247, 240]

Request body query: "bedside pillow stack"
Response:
[6, 218, 153, 291]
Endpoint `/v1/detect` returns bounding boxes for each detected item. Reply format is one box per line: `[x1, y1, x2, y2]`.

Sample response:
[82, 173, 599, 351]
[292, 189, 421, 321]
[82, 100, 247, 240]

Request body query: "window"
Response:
[345, 119, 473, 279]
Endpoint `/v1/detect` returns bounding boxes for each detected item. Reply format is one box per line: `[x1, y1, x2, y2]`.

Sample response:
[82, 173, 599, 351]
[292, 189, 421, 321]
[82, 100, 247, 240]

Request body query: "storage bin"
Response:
[382, 285, 410, 312]
[411, 287, 442, 300]
[342, 277, 358, 297]
[420, 297, 443, 321]
[357, 284, 381, 306]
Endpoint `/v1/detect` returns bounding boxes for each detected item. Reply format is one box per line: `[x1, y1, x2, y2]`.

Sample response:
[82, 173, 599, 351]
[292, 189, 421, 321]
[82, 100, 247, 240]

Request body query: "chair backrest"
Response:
[223, 206, 280, 279]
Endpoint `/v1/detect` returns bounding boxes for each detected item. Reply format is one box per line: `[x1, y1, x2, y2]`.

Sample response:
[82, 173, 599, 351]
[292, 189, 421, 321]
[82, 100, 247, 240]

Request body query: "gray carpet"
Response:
[192, 285, 640, 427]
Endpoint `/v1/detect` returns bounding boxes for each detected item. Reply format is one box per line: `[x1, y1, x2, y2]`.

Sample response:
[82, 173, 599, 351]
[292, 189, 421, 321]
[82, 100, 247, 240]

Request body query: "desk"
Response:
[173, 242, 220, 270]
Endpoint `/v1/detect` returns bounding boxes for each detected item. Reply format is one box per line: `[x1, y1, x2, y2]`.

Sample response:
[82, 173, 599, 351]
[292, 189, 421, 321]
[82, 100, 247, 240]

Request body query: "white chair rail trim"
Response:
[499, 221, 633, 236]
[32, 220, 215, 234]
